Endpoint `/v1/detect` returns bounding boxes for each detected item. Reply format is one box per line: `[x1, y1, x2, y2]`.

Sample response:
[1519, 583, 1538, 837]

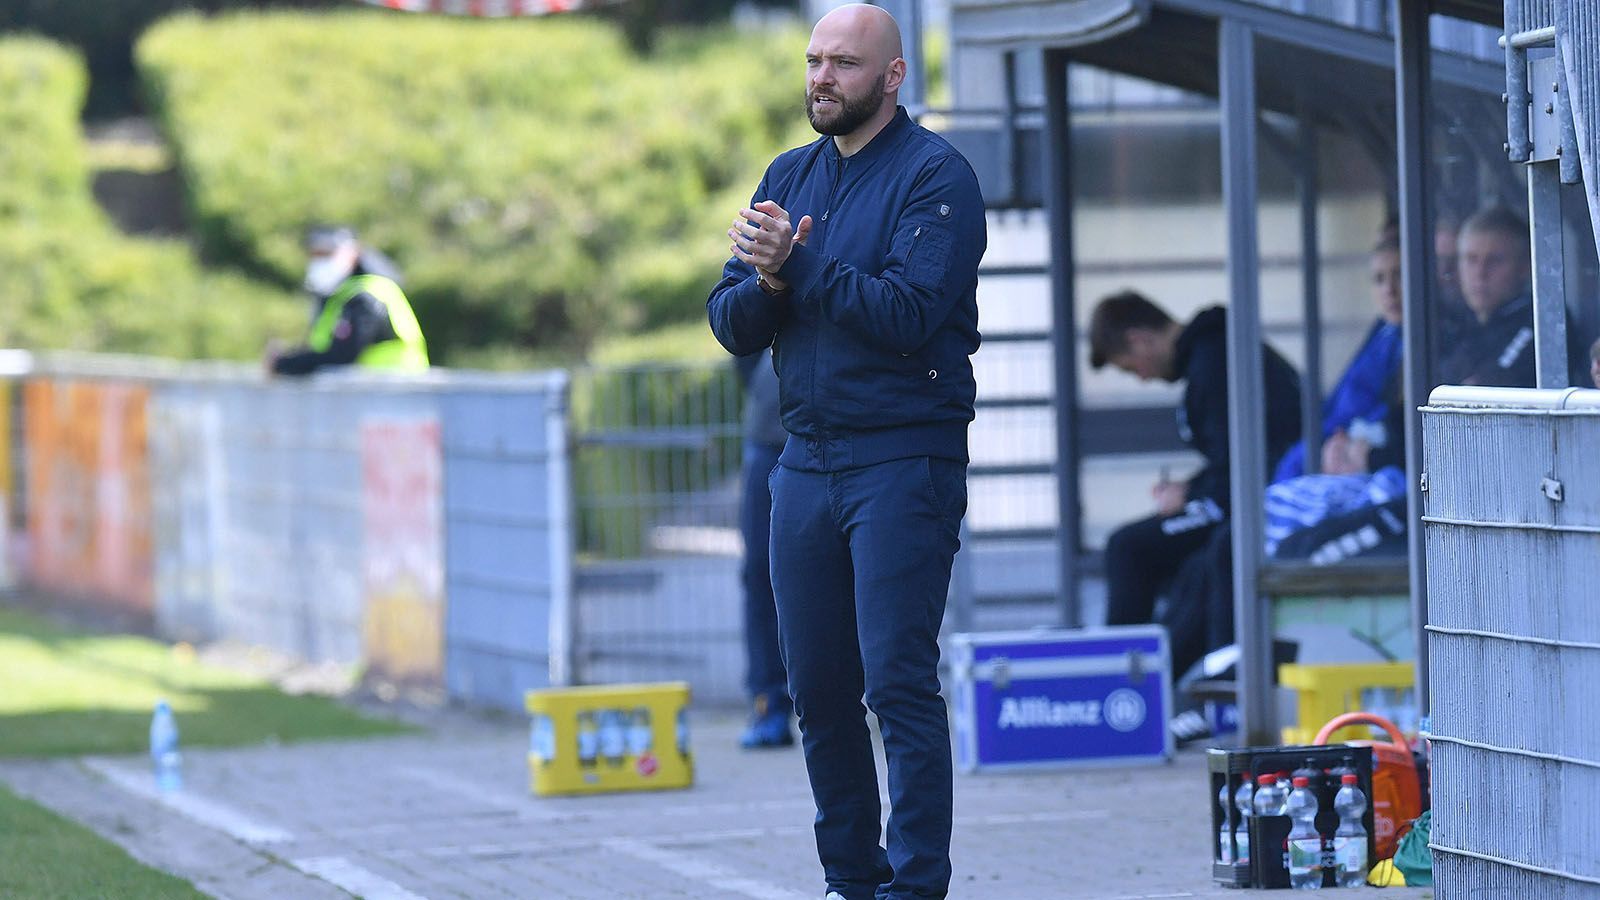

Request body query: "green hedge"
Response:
[0, 37, 302, 358]
[0, 0, 342, 116]
[137, 11, 812, 363]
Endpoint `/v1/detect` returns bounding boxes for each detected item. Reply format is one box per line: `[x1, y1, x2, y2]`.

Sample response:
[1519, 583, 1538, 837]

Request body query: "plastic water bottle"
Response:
[1252, 772, 1286, 817]
[1333, 774, 1369, 887]
[1233, 774, 1254, 866]
[1217, 779, 1235, 864]
[149, 700, 182, 793]
[576, 710, 599, 767]
[599, 709, 627, 765]
[1285, 775, 1323, 889]
[528, 713, 555, 766]
[626, 707, 653, 757]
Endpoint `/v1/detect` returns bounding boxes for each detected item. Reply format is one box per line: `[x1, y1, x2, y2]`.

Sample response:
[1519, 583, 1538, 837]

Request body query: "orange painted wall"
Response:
[24, 379, 154, 613]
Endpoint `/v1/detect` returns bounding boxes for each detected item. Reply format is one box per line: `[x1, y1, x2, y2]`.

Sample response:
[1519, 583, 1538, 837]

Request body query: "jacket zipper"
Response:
[819, 157, 847, 240]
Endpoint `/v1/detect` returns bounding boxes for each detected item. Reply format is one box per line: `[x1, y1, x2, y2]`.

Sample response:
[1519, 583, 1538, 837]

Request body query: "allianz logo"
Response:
[996, 688, 1146, 732]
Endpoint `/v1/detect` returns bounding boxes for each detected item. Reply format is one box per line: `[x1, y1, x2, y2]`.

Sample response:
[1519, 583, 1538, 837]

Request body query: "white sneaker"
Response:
[824, 893, 847, 900]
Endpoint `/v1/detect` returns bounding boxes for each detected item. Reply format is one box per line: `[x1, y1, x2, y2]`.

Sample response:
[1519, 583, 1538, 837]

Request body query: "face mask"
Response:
[304, 255, 354, 296]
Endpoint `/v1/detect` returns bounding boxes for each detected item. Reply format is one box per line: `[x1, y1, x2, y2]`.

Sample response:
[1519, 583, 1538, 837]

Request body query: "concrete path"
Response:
[0, 710, 1434, 899]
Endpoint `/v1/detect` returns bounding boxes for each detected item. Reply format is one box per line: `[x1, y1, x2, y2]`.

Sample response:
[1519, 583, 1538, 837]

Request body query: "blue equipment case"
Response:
[950, 626, 1174, 772]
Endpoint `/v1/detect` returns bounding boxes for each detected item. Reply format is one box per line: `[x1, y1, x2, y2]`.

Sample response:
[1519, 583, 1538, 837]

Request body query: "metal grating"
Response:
[1424, 394, 1600, 892]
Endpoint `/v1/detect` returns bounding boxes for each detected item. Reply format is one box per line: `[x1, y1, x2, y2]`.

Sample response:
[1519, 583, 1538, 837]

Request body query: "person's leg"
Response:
[1104, 503, 1222, 627]
[740, 441, 790, 746]
[1272, 498, 1408, 564]
[769, 464, 890, 900]
[836, 457, 965, 900]
[1159, 520, 1226, 681]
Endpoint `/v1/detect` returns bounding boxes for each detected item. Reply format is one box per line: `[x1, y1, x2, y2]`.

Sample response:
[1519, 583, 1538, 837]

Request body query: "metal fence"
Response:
[2, 355, 571, 712]
[561, 349, 1092, 703]
[567, 363, 748, 704]
[1423, 386, 1600, 897]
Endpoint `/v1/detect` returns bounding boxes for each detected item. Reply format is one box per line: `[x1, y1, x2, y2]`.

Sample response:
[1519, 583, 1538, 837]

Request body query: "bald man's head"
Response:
[805, 4, 906, 144]
[815, 4, 902, 64]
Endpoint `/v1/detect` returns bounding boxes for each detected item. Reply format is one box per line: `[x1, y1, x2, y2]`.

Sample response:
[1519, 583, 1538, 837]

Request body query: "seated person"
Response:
[1266, 432, 1407, 562]
[1089, 291, 1302, 682]
[1270, 208, 1542, 564]
[1274, 233, 1404, 483]
[1437, 206, 1535, 387]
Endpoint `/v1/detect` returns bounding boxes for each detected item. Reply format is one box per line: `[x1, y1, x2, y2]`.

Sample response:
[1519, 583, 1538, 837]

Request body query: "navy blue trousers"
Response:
[769, 456, 966, 900]
[741, 441, 789, 711]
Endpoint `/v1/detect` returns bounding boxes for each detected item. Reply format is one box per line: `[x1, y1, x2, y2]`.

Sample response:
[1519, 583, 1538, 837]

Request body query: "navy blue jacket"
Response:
[707, 108, 987, 472]
[1438, 292, 1536, 388]
[1172, 306, 1303, 511]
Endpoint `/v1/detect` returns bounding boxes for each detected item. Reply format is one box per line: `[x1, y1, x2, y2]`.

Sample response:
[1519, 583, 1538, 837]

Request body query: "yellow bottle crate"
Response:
[525, 682, 693, 796]
[1277, 661, 1417, 745]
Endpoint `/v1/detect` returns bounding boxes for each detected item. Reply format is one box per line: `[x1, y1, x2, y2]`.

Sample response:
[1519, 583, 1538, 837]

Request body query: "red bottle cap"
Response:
[1257, 774, 1276, 786]
[1342, 773, 1359, 784]
[1292, 776, 1310, 787]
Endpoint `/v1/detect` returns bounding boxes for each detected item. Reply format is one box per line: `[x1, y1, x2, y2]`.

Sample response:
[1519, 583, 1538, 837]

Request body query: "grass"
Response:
[0, 607, 413, 758]
[0, 782, 209, 899]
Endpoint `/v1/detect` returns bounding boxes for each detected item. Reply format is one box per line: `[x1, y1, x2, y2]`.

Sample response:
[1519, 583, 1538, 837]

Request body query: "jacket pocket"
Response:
[902, 224, 953, 291]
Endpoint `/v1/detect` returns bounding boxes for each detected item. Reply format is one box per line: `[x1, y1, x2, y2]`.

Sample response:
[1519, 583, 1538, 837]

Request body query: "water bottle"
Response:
[1333, 774, 1369, 887]
[528, 713, 555, 766]
[1217, 779, 1235, 864]
[1233, 774, 1254, 866]
[149, 700, 182, 793]
[576, 710, 599, 767]
[1285, 775, 1323, 889]
[598, 709, 626, 766]
[626, 707, 653, 757]
[1252, 772, 1286, 817]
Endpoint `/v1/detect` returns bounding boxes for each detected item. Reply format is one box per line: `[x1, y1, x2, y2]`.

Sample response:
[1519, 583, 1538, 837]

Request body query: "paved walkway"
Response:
[0, 710, 1434, 899]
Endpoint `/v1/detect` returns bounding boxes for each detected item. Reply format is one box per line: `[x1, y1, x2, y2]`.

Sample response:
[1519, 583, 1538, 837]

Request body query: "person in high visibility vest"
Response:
[267, 225, 429, 375]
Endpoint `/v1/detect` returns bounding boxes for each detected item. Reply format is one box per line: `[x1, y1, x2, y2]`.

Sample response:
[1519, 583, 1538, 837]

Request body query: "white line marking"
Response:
[390, 765, 523, 813]
[602, 838, 811, 900]
[293, 855, 430, 900]
[83, 758, 294, 845]
[385, 805, 1115, 862]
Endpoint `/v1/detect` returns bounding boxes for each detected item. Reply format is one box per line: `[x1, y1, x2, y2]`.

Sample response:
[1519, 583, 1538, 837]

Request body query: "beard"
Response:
[806, 72, 886, 136]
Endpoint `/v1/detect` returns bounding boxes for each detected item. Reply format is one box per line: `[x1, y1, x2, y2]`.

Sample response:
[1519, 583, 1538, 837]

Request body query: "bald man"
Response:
[707, 6, 986, 899]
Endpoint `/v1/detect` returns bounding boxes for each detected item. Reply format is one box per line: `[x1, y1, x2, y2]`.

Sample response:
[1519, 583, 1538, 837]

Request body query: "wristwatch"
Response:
[756, 272, 789, 297]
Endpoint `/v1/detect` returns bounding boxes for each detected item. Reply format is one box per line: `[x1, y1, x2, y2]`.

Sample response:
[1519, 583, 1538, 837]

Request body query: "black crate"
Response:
[1206, 744, 1378, 888]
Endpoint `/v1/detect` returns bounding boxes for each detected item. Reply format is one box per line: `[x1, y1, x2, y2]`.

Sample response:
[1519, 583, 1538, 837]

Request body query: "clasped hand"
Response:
[729, 200, 813, 291]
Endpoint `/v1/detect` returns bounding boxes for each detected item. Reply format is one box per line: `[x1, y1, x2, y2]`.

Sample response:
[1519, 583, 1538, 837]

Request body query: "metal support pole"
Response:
[1393, 0, 1433, 719]
[1043, 49, 1083, 628]
[1504, 3, 1532, 162]
[1529, 161, 1570, 388]
[872, 0, 925, 116]
[1220, 19, 1273, 746]
[1002, 51, 1021, 207]
[1554, 50, 1582, 185]
[1296, 97, 1325, 475]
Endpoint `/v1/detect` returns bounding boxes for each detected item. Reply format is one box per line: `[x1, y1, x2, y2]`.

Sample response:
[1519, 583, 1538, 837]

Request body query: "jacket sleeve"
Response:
[1184, 342, 1234, 510]
[272, 292, 394, 376]
[774, 155, 986, 355]
[707, 173, 792, 357]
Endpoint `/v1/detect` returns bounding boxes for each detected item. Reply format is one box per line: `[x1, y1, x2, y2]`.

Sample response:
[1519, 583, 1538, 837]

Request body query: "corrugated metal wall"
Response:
[1423, 388, 1600, 896]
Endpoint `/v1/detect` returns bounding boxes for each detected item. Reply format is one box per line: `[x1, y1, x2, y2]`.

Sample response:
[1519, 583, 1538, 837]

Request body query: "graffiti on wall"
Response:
[360, 417, 445, 684]
[23, 380, 154, 612]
